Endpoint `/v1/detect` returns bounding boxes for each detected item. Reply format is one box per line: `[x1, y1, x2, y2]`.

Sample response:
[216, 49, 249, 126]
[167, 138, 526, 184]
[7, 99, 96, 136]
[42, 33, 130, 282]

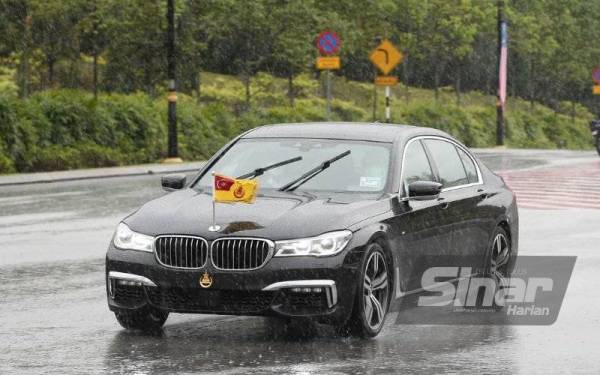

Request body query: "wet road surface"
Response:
[1, 150, 600, 374]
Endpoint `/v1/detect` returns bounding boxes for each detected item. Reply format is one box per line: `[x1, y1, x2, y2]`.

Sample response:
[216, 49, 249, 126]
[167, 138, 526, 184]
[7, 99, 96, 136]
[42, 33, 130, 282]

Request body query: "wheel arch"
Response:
[493, 210, 518, 258]
[497, 219, 511, 241]
[353, 225, 395, 300]
[351, 223, 394, 264]
[492, 217, 518, 273]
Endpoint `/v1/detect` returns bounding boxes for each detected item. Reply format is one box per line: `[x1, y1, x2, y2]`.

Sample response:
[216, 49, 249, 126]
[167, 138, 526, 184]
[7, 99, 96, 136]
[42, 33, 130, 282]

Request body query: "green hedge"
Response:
[0, 90, 231, 173]
[398, 101, 592, 149]
[0, 74, 594, 174]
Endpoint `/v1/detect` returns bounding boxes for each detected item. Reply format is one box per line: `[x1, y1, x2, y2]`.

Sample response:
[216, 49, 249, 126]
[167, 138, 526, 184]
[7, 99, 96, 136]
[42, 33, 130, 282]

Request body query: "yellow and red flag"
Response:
[213, 174, 258, 203]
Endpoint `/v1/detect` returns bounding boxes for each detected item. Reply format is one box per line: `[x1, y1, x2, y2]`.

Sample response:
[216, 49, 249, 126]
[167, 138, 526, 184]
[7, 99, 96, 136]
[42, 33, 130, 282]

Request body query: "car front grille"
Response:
[155, 236, 209, 269]
[146, 288, 275, 313]
[211, 238, 274, 270]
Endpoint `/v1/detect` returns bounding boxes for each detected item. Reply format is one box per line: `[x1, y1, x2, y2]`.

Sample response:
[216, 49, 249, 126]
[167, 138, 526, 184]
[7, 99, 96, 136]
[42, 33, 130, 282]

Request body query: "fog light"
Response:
[301, 288, 311, 293]
[312, 287, 322, 293]
[291, 287, 301, 293]
[118, 280, 142, 287]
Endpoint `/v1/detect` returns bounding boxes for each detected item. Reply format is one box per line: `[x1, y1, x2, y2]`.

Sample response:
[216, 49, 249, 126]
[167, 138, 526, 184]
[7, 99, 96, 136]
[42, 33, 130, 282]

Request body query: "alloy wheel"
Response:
[490, 233, 510, 293]
[363, 251, 389, 330]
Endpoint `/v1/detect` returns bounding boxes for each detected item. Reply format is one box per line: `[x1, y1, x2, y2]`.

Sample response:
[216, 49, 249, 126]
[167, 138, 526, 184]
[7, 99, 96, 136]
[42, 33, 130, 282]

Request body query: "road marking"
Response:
[498, 160, 600, 210]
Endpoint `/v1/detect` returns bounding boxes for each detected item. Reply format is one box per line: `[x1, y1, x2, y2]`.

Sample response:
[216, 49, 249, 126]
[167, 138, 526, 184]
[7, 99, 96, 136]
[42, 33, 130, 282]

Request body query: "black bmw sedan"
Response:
[106, 122, 518, 337]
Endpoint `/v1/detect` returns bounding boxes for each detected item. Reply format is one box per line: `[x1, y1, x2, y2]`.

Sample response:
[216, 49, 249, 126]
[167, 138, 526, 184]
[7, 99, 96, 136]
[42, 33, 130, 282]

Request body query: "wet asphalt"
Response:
[1, 150, 599, 374]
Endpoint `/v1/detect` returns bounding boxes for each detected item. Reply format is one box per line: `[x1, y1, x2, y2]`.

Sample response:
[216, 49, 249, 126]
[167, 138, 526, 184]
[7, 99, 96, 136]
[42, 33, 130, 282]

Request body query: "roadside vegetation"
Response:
[0, 72, 593, 174]
[1, 0, 598, 173]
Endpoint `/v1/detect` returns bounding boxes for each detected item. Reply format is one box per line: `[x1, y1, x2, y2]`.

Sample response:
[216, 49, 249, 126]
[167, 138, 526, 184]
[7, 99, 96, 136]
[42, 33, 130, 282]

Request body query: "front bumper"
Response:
[105, 243, 361, 322]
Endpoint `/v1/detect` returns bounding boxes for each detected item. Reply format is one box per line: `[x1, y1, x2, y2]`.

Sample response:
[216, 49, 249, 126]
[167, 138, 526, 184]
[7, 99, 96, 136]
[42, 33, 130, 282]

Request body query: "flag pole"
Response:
[209, 171, 220, 232]
[496, 0, 506, 146]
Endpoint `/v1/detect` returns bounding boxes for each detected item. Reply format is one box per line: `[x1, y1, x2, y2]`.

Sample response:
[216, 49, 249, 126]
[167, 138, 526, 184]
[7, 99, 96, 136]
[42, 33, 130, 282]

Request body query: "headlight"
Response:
[113, 222, 155, 252]
[274, 230, 352, 257]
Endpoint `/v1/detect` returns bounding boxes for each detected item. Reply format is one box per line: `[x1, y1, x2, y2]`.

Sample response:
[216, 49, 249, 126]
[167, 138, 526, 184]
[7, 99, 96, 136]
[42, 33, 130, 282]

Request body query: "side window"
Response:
[456, 147, 479, 184]
[402, 140, 435, 187]
[424, 139, 468, 188]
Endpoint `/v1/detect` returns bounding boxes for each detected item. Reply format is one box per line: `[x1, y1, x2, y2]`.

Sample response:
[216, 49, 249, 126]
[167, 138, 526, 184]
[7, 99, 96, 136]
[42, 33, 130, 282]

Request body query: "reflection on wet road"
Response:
[1, 151, 600, 374]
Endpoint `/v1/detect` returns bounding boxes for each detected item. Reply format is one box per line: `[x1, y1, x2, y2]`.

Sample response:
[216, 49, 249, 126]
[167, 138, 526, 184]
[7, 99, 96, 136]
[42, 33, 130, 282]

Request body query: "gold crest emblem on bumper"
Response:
[199, 271, 213, 288]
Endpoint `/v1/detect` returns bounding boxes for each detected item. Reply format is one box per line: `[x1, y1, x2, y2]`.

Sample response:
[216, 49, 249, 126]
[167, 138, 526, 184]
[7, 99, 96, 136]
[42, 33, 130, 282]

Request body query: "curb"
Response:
[0, 161, 206, 187]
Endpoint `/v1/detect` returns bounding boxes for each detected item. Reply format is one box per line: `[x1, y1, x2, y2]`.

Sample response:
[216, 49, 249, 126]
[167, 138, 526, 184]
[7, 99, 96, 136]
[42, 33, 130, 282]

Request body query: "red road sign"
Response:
[593, 67, 600, 84]
[316, 30, 341, 56]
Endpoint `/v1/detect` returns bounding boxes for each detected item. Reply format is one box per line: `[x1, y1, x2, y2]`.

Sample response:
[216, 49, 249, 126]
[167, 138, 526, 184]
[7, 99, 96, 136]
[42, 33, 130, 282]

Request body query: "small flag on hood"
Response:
[213, 174, 258, 203]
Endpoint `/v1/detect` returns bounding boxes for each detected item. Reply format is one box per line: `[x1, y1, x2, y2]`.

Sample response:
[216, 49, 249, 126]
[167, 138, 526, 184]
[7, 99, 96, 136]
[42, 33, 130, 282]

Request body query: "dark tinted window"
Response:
[456, 147, 479, 183]
[402, 140, 434, 186]
[424, 139, 468, 188]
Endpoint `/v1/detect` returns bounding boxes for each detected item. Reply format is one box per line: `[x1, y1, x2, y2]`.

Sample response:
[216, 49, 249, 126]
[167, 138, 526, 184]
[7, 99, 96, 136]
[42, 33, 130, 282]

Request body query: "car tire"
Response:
[340, 242, 391, 338]
[114, 307, 169, 331]
[481, 226, 512, 310]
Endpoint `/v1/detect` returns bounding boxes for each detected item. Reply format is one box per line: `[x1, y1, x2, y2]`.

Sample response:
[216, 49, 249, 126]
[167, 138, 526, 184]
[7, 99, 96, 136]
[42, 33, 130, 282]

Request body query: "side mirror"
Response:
[408, 181, 442, 201]
[161, 173, 186, 191]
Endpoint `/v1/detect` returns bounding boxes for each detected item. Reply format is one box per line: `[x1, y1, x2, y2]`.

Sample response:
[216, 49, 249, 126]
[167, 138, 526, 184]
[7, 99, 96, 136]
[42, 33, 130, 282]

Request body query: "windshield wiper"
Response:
[236, 156, 302, 179]
[278, 150, 351, 192]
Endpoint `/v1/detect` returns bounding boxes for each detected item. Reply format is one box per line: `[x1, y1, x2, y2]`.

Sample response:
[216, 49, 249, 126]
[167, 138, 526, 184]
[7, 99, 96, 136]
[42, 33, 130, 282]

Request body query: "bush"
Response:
[28, 145, 79, 171]
[401, 103, 490, 147]
[0, 149, 14, 174]
[331, 99, 368, 121]
[176, 99, 228, 160]
[28, 142, 124, 171]
[100, 92, 165, 164]
[0, 89, 167, 172]
[0, 94, 37, 171]
[0, 72, 595, 175]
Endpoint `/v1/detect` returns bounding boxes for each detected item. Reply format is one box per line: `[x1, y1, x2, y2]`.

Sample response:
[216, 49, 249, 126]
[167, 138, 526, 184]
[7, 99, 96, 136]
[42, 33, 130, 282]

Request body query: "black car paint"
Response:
[106, 122, 518, 323]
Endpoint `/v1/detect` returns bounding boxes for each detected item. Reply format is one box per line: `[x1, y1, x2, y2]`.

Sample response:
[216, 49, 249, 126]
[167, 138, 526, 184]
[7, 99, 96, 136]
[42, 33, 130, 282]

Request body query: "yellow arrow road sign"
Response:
[369, 39, 403, 75]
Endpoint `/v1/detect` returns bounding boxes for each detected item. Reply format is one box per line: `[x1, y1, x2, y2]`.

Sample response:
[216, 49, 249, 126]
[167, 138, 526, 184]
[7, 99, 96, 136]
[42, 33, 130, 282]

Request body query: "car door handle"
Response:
[477, 188, 488, 199]
[437, 198, 449, 210]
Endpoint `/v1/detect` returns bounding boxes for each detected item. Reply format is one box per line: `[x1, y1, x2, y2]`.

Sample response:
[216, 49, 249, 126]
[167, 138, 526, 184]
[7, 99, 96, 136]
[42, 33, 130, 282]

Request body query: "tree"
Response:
[508, 0, 559, 108]
[204, 0, 272, 109]
[78, 0, 110, 98]
[102, 0, 166, 95]
[0, 0, 33, 97]
[267, 0, 317, 106]
[407, 0, 480, 102]
[176, 0, 209, 99]
[28, 0, 86, 88]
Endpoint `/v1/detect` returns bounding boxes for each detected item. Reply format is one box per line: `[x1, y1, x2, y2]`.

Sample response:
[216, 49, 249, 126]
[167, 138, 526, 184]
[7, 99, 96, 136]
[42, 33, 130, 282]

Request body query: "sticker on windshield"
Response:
[360, 176, 382, 188]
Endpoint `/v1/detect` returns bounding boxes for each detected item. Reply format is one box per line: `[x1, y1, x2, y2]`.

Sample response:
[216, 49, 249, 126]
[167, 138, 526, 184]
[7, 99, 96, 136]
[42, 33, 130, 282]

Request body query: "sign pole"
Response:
[326, 70, 332, 120]
[166, 0, 178, 159]
[385, 86, 391, 123]
[372, 79, 377, 121]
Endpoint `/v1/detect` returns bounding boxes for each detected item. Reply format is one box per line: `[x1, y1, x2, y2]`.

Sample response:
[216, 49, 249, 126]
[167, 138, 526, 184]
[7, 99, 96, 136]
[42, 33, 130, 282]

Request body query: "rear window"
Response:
[424, 139, 469, 188]
[456, 147, 479, 184]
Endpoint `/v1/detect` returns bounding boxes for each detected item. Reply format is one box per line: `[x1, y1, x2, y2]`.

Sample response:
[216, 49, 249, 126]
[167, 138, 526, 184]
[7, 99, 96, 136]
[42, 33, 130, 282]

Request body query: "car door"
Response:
[387, 139, 448, 292]
[454, 145, 490, 261]
[422, 139, 484, 264]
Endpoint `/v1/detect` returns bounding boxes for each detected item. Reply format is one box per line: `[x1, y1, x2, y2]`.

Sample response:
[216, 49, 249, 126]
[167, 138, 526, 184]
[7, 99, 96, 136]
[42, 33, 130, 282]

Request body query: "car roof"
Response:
[242, 122, 453, 143]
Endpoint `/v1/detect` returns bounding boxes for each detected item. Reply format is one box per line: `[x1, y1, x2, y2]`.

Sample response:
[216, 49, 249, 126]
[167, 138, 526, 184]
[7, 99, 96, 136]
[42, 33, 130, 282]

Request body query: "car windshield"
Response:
[194, 138, 391, 193]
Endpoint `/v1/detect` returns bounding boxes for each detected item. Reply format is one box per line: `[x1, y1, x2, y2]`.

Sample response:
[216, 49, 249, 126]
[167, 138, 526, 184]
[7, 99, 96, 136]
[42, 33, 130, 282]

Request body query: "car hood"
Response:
[124, 188, 392, 240]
